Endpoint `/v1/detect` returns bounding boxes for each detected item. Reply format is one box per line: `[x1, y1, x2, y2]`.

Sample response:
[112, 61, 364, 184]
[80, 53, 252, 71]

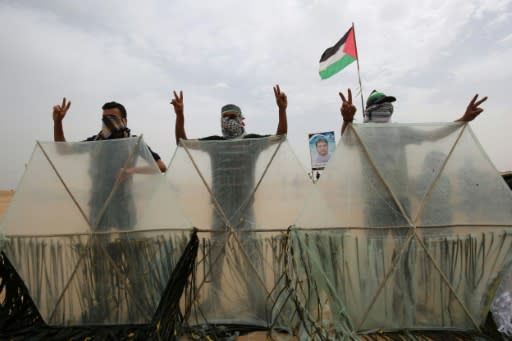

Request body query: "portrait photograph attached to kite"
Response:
[308, 131, 336, 171]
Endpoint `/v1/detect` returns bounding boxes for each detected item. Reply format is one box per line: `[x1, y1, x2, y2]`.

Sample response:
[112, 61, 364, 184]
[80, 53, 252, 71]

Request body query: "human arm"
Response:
[126, 159, 166, 174]
[454, 94, 488, 122]
[274, 85, 288, 135]
[120, 161, 165, 177]
[403, 94, 488, 143]
[118, 151, 167, 181]
[156, 159, 167, 172]
[171, 90, 187, 145]
[53, 97, 71, 141]
[149, 148, 167, 172]
[420, 94, 488, 141]
[339, 89, 357, 135]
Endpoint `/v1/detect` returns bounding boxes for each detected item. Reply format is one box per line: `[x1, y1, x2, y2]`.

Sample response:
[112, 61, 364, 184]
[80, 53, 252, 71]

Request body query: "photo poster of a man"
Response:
[309, 131, 336, 171]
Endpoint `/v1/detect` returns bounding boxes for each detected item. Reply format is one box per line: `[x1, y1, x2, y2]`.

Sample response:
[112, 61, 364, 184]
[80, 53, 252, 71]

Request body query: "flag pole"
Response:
[352, 22, 365, 117]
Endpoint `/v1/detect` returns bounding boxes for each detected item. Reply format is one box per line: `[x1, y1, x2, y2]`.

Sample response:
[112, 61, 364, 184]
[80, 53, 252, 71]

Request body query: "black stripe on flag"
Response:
[319, 28, 351, 63]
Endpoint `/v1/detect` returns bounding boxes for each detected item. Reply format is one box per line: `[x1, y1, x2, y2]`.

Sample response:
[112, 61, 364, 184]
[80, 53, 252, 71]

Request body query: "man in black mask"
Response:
[52, 98, 166, 230]
[52, 98, 167, 322]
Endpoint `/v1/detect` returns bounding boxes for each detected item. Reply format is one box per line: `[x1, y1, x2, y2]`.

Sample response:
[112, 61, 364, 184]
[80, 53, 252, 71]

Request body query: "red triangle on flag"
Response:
[343, 28, 358, 59]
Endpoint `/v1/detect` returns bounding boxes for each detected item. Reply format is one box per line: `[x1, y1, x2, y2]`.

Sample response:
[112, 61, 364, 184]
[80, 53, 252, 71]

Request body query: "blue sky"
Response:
[1, 0, 511, 188]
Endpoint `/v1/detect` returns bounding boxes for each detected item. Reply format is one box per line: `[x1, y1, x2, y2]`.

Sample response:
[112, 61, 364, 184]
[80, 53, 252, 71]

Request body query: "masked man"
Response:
[52, 98, 167, 322]
[171, 85, 287, 227]
[172, 85, 287, 143]
[169, 86, 288, 325]
[52, 99, 166, 230]
[336, 88, 487, 325]
[339, 88, 487, 134]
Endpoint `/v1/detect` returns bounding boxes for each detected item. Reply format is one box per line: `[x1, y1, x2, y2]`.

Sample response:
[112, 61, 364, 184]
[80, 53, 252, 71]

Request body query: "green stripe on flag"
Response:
[319, 55, 356, 80]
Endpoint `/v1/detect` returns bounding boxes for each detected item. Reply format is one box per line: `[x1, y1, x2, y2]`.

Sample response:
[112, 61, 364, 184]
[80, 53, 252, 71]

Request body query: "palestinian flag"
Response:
[319, 26, 358, 80]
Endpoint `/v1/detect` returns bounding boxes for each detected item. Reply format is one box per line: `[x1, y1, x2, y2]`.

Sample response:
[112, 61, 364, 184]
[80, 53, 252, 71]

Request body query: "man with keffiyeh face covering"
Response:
[363, 90, 396, 123]
[171, 85, 288, 227]
[172, 85, 287, 143]
[220, 103, 246, 139]
[337, 87, 488, 224]
[170, 85, 288, 326]
[339, 88, 487, 134]
[337, 88, 487, 325]
[337, 88, 487, 223]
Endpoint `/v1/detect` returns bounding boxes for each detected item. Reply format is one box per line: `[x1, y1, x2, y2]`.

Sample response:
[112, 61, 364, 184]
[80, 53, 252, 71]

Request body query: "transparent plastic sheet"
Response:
[288, 228, 512, 337]
[0, 138, 197, 325]
[418, 127, 512, 226]
[0, 143, 91, 235]
[1, 137, 180, 236]
[135, 173, 192, 230]
[294, 123, 512, 339]
[40, 137, 165, 232]
[182, 230, 298, 332]
[296, 126, 410, 229]
[0, 232, 199, 340]
[168, 136, 310, 335]
[353, 123, 462, 222]
[169, 136, 310, 230]
[1, 124, 512, 340]
[415, 228, 512, 328]
[3, 230, 191, 325]
[287, 228, 410, 338]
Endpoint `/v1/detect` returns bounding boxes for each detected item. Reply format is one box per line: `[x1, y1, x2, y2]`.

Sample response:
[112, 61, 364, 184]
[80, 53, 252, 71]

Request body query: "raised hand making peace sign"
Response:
[339, 89, 357, 135]
[171, 90, 184, 116]
[273, 84, 287, 110]
[457, 94, 488, 122]
[171, 90, 187, 144]
[52, 97, 71, 123]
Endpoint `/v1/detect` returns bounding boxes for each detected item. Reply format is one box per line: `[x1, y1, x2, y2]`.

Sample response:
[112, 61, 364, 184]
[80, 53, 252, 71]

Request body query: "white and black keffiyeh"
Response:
[221, 116, 245, 139]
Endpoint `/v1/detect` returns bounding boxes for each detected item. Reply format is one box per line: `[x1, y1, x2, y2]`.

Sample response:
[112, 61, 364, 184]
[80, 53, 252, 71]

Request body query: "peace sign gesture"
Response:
[52, 97, 71, 122]
[273, 84, 287, 110]
[457, 94, 488, 122]
[339, 88, 356, 122]
[171, 90, 184, 116]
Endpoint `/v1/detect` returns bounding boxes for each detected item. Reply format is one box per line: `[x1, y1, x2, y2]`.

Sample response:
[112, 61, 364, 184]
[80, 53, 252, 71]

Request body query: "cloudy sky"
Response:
[1, 0, 511, 189]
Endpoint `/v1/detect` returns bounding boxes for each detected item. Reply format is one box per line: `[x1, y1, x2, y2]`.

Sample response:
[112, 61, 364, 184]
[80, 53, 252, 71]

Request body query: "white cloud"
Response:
[453, 48, 512, 82]
[1, 0, 511, 188]
[501, 32, 512, 43]
[473, 0, 511, 19]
